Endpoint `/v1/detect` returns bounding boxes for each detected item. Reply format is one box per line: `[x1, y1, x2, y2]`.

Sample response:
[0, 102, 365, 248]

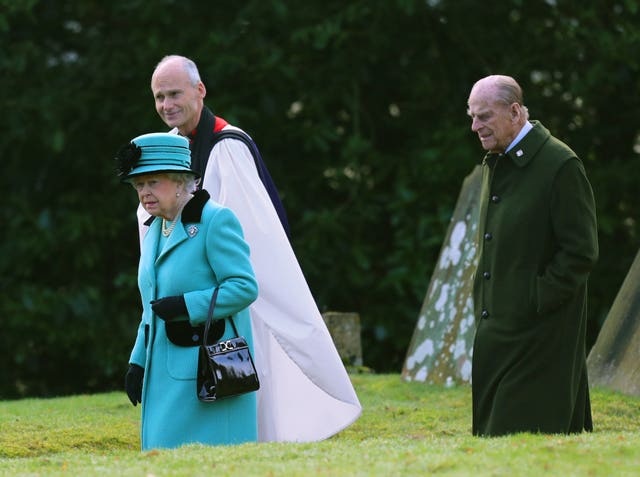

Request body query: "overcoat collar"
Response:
[503, 120, 551, 168]
[182, 189, 210, 223]
[143, 189, 210, 226]
[480, 121, 551, 168]
[142, 189, 210, 264]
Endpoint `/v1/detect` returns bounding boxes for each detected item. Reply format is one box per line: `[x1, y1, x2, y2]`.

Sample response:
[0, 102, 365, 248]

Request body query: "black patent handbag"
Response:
[197, 288, 260, 402]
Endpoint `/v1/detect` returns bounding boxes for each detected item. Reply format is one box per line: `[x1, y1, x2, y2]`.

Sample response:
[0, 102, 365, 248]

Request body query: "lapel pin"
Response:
[187, 225, 199, 237]
[516, 149, 524, 157]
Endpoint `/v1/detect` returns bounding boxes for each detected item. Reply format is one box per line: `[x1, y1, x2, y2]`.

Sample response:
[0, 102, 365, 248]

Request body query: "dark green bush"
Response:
[1, 0, 639, 397]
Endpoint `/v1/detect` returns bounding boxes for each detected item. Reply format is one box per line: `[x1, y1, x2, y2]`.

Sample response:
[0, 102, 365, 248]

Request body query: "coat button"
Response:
[484, 232, 492, 241]
[491, 195, 501, 203]
[481, 310, 489, 319]
[483, 271, 491, 279]
[192, 334, 200, 343]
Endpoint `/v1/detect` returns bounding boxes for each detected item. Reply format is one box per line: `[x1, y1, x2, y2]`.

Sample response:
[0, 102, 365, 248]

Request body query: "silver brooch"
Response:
[516, 149, 524, 157]
[187, 225, 199, 237]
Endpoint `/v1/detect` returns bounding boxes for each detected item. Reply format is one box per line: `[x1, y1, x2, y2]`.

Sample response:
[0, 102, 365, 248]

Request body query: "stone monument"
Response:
[402, 166, 481, 385]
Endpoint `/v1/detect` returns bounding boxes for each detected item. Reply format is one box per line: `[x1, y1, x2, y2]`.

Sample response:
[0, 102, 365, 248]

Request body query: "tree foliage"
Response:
[1, 0, 639, 397]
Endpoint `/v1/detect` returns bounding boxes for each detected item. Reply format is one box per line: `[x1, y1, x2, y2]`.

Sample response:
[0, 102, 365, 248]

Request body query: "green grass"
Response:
[1, 374, 639, 476]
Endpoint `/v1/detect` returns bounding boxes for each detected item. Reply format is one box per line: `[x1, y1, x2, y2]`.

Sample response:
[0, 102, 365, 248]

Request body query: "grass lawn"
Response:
[1, 374, 639, 476]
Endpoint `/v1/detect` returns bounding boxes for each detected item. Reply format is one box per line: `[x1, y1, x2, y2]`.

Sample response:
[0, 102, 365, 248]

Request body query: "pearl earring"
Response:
[176, 192, 181, 197]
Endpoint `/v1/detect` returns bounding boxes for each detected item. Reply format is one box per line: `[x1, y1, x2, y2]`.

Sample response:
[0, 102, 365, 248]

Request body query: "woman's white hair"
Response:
[167, 172, 199, 194]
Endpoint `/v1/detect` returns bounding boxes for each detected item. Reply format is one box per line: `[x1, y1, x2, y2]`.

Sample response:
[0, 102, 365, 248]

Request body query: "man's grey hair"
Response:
[490, 75, 530, 120]
[154, 55, 202, 86]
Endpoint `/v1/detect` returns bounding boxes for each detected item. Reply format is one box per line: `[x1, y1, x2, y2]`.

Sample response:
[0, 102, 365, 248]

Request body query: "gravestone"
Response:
[587, 249, 640, 397]
[402, 166, 481, 385]
[322, 311, 363, 366]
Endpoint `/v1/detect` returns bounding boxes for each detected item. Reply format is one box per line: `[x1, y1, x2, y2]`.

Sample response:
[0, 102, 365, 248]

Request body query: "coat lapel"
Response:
[141, 220, 161, 278]
[155, 223, 189, 264]
[154, 190, 210, 264]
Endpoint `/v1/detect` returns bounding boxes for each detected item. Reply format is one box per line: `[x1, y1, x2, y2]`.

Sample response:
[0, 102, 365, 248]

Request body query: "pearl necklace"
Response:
[160, 193, 193, 237]
[162, 218, 178, 237]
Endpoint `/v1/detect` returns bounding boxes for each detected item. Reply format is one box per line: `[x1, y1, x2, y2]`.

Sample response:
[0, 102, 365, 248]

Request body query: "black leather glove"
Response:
[150, 295, 187, 320]
[125, 364, 144, 406]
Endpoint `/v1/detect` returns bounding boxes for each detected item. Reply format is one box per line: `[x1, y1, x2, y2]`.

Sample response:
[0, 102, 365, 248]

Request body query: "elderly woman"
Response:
[116, 132, 258, 450]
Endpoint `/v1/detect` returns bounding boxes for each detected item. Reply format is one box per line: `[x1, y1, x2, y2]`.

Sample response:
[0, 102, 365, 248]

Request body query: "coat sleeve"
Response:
[182, 206, 258, 324]
[128, 319, 147, 367]
[536, 158, 599, 313]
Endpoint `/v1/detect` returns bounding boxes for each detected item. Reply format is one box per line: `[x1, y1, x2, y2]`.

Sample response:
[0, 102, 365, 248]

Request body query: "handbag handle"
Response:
[203, 287, 240, 347]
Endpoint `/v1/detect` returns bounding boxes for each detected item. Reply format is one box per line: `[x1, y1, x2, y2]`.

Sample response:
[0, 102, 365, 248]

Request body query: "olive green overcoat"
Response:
[472, 121, 598, 436]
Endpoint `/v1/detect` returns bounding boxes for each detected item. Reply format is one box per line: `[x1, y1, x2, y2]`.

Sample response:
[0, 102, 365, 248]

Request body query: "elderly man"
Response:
[467, 75, 598, 436]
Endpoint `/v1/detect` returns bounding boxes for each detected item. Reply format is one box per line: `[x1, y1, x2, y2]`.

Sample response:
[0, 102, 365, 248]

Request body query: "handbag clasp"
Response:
[218, 340, 237, 352]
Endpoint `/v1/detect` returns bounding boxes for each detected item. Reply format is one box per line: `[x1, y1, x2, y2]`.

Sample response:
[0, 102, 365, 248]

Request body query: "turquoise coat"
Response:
[472, 122, 599, 436]
[129, 190, 258, 450]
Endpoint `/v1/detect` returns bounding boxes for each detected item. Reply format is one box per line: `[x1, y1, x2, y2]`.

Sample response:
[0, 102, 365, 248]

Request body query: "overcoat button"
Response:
[483, 271, 491, 279]
[491, 195, 501, 203]
[192, 334, 200, 342]
[481, 310, 489, 319]
[484, 232, 492, 241]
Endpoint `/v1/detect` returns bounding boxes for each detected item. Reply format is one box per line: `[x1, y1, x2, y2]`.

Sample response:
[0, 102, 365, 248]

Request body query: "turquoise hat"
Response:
[115, 132, 197, 181]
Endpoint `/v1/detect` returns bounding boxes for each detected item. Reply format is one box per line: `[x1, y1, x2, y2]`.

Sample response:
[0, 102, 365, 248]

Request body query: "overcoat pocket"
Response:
[166, 343, 198, 380]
